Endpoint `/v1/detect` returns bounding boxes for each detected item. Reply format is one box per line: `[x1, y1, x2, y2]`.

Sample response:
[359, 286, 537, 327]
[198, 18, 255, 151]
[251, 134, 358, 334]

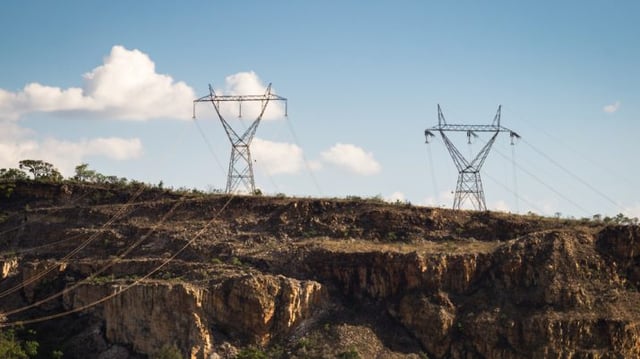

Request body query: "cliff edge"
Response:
[1, 181, 639, 358]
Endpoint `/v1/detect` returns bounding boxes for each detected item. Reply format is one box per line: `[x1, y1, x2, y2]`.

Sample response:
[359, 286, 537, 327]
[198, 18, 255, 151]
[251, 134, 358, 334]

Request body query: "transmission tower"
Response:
[425, 105, 520, 211]
[193, 83, 287, 194]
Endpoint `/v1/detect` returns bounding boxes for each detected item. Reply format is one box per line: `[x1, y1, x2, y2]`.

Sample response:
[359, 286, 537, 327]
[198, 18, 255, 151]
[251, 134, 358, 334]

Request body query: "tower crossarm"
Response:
[193, 84, 286, 105]
[426, 123, 515, 133]
[193, 83, 288, 146]
[193, 93, 287, 103]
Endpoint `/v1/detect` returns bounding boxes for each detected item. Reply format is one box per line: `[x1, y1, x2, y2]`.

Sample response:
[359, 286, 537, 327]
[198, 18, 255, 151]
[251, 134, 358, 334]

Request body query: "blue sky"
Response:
[1, 1, 638, 218]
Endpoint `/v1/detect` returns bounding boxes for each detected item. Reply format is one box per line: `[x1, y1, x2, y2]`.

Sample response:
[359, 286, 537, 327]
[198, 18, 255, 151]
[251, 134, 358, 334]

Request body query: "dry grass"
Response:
[300, 237, 501, 255]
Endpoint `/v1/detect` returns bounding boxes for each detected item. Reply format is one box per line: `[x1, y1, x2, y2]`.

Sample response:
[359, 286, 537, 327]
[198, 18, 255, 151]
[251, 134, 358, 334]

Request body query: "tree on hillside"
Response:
[18, 160, 62, 182]
[73, 163, 98, 182]
[0, 168, 28, 181]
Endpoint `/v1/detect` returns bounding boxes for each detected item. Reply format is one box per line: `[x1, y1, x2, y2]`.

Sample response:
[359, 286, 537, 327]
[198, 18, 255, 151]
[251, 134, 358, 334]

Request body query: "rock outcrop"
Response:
[60, 272, 325, 358]
[0, 181, 639, 358]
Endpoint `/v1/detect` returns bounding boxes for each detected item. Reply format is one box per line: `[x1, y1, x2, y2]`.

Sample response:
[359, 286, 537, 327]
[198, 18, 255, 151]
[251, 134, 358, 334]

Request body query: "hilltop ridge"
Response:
[1, 180, 639, 358]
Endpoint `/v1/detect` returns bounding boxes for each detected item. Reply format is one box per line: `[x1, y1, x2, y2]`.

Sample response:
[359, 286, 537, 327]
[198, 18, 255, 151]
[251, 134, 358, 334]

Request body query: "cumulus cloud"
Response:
[422, 190, 454, 208]
[210, 71, 286, 121]
[603, 101, 621, 113]
[251, 138, 305, 175]
[622, 204, 640, 219]
[0, 121, 142, 175]
[320, 143, 381, 175]
[0, 45, 195, 121]
[492, 200, 511, 213]
[41, 137, 143, 162]
[386, 191, 406, 203]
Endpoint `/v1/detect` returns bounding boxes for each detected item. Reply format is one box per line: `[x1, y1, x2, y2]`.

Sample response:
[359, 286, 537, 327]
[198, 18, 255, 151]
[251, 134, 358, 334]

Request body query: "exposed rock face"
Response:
[301, 249, 491, 299]
[1, 257, 18, 279]
[62, 274, 326, 358]
[395, 292, 455, 358]
[597, 225, 640, 288]
[1, 182, 639, 358]
[205, 274, 326, 345]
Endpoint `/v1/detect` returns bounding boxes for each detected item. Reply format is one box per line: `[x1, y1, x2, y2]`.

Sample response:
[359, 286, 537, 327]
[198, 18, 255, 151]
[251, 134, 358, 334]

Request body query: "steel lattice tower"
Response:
[425, 105, 519, 211]
[193, 83, 287, 194]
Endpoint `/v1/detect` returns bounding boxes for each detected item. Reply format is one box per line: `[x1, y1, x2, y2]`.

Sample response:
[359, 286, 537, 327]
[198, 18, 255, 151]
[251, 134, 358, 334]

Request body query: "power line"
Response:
[0, 197, 186, 318]
[503, 107, 636, 192]
[489, 140, 592, 216]
[511, 144, 520, 214]
[521, 138, 624, 213]
[284, 114, 323, 196]
[424, 144, 439, 199]
[0, 184, 98, 237]
[480, 167, 543, 214]
[0, 194, 237, 328]
[0, 186, 148, 299]
[193, 117, 226, 174]
[0, 118, 192, 300]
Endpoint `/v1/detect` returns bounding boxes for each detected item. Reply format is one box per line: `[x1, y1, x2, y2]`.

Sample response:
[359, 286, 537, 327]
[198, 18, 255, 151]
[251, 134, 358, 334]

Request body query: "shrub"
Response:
[337, 347, 360, 359]
[0, 329, 39, 358]
[235, 346, 268, 359]
[153, 344, 183, 359]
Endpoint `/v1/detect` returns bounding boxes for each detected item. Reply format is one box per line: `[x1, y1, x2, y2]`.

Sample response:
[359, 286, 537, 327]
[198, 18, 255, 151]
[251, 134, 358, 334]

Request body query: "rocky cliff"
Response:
[1, 181, 639, 358]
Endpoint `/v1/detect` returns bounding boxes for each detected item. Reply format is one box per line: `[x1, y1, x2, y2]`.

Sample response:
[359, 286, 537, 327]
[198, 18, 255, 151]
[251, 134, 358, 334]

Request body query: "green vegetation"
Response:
[386, 231, 398, 241]
[235, 347, 268, 359]
[19, 160, 62, 182]
[158, 271, 184, 282]
[73, 163, 129, 185]
[345, 194, 386, 204]
[0, 182, 16, 198]
[337, 347, 361, 359]
[0, 329, 39, 359]
[296, 337, 312, 351]
[235, 345, 285, 359]
[0, 212, 9, 224]
[0, 168, 28, 181]
[153, 344, 183, 359]
[86, 274, 116, 285]
[0, 159, 209, 196]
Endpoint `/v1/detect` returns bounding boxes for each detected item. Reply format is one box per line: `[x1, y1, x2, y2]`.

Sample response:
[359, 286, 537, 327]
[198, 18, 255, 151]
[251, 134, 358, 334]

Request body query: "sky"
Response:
[1, 0, 639, 219]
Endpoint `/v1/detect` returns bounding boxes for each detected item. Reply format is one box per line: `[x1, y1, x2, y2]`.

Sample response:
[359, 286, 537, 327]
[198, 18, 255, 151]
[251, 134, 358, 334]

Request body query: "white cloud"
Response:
[251, 138, 304, 175]
[386, 191, 406, 203]
[492, 200, 511, 213]
[211, 71, 286, 121]
[422, 190, 454, 208]
[307, 160, 323, 172]
[603, 101, 621, 113]
[0, 45, 195, 121]
[320, 143, 381, 175]
[622, 204, 640, 219]
[41, 137, 143, 162]
[0, 121, 142, 176]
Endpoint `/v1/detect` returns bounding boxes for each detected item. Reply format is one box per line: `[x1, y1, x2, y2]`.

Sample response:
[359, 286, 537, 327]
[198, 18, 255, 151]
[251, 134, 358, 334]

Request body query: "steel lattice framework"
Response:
[425, 105, 519, 211]
[193, 84, 287, 194]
